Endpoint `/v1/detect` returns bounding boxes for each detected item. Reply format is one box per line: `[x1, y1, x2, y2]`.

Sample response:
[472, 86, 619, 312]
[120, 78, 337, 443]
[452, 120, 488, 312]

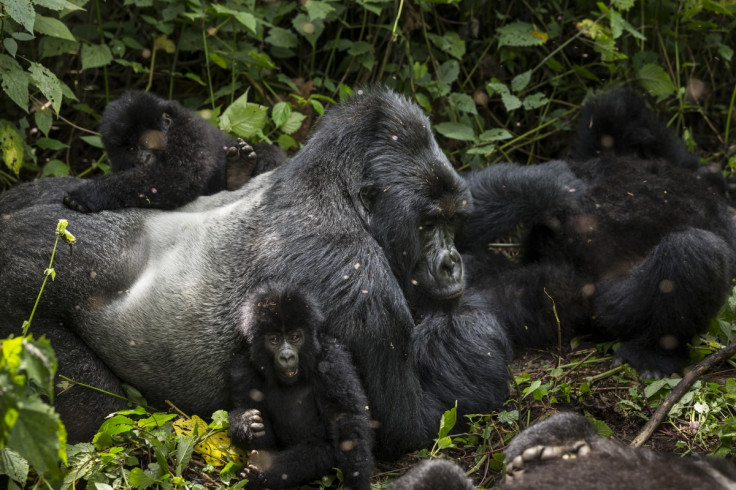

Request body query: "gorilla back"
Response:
[0, 88, 510, 459]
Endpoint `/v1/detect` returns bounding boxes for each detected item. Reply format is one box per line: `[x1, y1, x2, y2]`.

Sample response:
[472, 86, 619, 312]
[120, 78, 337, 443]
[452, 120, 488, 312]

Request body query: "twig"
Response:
[631, 339, 736, 448]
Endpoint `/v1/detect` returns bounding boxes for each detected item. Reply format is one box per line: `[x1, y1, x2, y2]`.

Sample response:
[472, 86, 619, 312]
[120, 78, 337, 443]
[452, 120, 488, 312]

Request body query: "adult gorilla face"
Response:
[359, 108, 471, 306]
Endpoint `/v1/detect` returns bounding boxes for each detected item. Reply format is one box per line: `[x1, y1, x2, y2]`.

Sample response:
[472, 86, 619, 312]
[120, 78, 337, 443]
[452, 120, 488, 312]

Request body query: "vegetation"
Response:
[1, 0, 736, 487]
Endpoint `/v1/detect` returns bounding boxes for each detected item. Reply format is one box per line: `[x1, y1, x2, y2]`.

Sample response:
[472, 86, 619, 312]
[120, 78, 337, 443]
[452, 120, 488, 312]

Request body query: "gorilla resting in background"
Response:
[461, 88, 736, 377]
[63, 91, 287, 213]
[0, 87, 510, 459]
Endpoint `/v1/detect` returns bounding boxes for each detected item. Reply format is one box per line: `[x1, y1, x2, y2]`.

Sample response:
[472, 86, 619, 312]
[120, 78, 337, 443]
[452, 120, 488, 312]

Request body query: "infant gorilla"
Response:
[64, 91, 286, 212]
[228, 286, 374, 490]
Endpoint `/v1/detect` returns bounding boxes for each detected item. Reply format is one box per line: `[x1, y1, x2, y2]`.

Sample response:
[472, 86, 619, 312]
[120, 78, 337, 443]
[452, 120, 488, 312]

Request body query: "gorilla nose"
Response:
[437, 249, 463, 286]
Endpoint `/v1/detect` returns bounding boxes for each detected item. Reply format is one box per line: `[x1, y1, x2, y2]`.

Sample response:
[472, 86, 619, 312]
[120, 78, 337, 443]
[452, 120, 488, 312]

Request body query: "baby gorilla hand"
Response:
[241, 408, 266, 440]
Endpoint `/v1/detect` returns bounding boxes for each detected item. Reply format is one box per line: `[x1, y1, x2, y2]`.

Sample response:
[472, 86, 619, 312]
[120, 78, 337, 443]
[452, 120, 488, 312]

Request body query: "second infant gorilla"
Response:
[228, 286, 374, 490]
[64, 91, 287, 212]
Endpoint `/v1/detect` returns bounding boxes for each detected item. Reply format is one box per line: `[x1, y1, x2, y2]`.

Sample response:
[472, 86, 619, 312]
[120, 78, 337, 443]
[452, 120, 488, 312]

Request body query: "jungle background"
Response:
[1, 0, 736, 488]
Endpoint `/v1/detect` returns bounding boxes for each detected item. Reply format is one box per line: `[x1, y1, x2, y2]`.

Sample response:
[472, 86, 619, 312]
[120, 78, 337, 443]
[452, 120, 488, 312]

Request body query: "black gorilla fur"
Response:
[387, 460, 474, 490]
[0, 87, 510, 459]
[63, 91, 286, 212]
[461, 88, 736, 377]
[503, 412, 736, 489]
[228, 286, 374, 489]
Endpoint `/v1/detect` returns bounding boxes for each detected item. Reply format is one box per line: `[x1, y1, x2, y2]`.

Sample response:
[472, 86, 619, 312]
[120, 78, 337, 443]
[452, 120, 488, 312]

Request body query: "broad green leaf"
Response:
[29, 62, 62, 113]
[277, 134, 297, 151]
[587, 417, 614, 438]
[292, 14, 324, 48]
[34, 0, 84, 10]
[272, 102, 292, 129]
[448, 92, 477, 114]
[0, 122, 24, 174]
[220, 93, 269, 139]
[5, 396, 66, 476]
[5, 0, 35, 34]
[501, 92, 522, 112]
[93, 414, 135, 449]
[34, 15, 76, 41]
[175, 435, 197, 477]
[434, 122, 475, 141]
[479, 128, 512, 142]
[35, 108, 53, 136]
[437, 60, 459, 85]
[266, 27, 298, 49]
[497, 21, 548, 48]
[637, 63, 675, 96]
[427, 32, 466, 60]
[0, 54, 30, 112]
[40, 160, 70, 177]
[80, 43, 113, 70]
[19, 336, 57, 399]
[304, 0, 335, 20]
[0, 448, 29, 485]
[522, 92, 549, 110]
[281, 111, 306, 135]
[39, 37, 80, 59]
[466, 144, 496, 156]
[438, 406, 457, 438]
[511, 70, 532, 92]
[3, 38, 18, 58]
[128, 467, 158, 488]
[347, 41, 372, 56]
[234, 12, 257, 34]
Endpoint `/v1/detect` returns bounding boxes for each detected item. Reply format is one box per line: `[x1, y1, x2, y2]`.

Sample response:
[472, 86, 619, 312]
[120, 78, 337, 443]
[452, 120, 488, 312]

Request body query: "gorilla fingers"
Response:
[228, 286, 374, 490]
[63, 91, 286, 212]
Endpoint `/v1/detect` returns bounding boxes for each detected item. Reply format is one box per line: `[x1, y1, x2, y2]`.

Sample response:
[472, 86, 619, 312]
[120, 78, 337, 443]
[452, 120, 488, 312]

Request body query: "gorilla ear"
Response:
[356, 187, 378, 225]
[161, 112, 173, 131]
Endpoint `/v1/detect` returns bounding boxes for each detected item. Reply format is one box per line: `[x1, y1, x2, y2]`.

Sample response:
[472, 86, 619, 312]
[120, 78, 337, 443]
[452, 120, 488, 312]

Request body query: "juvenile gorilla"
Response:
[228, 287, 373, 489]
[63, 91, 286, 212]
[461, 88, 736, 377]
[0, 88, 510, 458]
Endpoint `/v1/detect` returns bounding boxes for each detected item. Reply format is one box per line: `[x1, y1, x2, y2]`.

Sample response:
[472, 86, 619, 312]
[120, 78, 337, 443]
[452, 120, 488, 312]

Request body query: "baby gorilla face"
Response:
[265, 328, 305, 384]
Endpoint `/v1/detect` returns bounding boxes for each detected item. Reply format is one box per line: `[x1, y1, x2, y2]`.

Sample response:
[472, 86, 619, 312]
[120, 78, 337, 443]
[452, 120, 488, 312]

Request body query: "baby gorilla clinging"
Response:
[228, 286, 374, 490]
[63, 91, 286, 212]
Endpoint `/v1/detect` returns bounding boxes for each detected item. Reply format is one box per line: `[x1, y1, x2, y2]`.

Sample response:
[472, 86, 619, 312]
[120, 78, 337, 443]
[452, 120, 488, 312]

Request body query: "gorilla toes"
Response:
[505, 440, 591, 484]
[239, 463, 267, 488]
[242, 408, 266, 439]
[226, 138, 259, 190]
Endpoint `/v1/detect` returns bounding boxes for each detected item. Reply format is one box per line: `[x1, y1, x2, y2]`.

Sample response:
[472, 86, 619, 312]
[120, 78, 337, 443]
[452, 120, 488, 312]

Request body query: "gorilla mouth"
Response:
[431, 284, 464, 301]
[280, 369, 298, 380]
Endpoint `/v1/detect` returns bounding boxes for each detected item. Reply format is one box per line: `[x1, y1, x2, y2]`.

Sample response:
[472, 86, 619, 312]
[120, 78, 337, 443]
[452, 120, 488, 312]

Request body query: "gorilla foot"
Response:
[63, 192, 93, 213]
[504, 439, 591, 484]
[226, 138, 259, 190]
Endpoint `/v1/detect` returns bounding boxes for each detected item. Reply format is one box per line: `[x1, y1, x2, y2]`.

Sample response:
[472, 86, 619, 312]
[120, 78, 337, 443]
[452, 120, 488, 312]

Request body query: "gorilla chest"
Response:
[266, 384, 324, 446]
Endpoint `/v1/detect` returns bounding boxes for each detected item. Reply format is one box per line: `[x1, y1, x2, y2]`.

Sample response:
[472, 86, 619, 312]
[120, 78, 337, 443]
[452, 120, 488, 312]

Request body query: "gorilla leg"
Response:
[32, 318, 127, 441]
[388, 460, 474, 490]
[594, 228, 735, 377]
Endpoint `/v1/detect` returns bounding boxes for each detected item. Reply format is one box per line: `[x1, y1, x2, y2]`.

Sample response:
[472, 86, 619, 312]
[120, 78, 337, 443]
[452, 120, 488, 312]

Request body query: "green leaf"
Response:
[5, 396, 66, 476]
[501, 92, 522, 112]
[34, 0, 84, 10]
[266, 27, 298, 49]
[437, 60, 459, 85]
[39, 37, 79, 59]
[434, 122, 475, 141]
[220, 93, 269, 139]
[3, 38, 18, 58]
[93, 414, 135, 449]
[427, 32, 466, 59]
[637, 63, 675, 97]
[0, 54, 30, 112]
[586, 417, 613, 438]
[81, 43, 113, 70]
[448, 93, 477, 114]
[234, 12, 257, 34]
[272, 102, 292, 129]
[80, 135, 104, 148]
[466, 144, 496, 156]
[5, 0, 35, 34]
[281, 111, 306, 135]
[479, 128, 512, 142]
[34, 15, 76, 41]
[0, 122, 25, 174]
[292, 14, 324, 48]
[497, 21, 548, 48]
[175, 435, 196, 477]
[304, 0, 335, 20]
[510, 70, 532, 92]
[129, 467, 158, 488]
[347, 40, 372, 56]
[277, 134, 297, 151]
[35, 108, 53, 136]
[19, 336, 57, 399]
[0, 448, 29, 484]
[438, 405, 457, 438]
[522, 92, 549, 110]
[40, 160, 70, 177]
[29, 62, 62, 113]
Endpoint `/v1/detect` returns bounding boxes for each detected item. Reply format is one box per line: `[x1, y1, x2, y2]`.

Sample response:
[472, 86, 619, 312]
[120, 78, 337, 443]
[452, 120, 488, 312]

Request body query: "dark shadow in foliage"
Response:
[460, 88, 736, 378]
[0, 87, 510, 459]
[63, 91, 286, 212]
[228, 285, 374, 490]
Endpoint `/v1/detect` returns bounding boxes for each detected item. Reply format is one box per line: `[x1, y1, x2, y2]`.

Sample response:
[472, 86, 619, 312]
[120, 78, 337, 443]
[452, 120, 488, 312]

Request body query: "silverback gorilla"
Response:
[461, 88, 736, 377]
[63, 91, 286, 212]
[0, 88, 510, 459]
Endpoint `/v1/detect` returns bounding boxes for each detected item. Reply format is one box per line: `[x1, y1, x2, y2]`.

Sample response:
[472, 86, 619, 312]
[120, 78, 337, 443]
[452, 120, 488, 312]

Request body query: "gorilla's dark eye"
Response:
[420, 221, 436, 231]
[288, 331, 302, 343]
[268, 335, 281, 345]
[126, 146, 136, 152]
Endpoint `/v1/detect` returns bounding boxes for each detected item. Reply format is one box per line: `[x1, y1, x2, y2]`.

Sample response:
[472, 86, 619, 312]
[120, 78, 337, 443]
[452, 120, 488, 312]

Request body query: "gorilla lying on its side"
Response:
[503, 412, 736, 489]
[228, 286, 373, 490]
[63, 91, 287, 212]
[0, 87, 510, 459]
[461, 88, 736, 377]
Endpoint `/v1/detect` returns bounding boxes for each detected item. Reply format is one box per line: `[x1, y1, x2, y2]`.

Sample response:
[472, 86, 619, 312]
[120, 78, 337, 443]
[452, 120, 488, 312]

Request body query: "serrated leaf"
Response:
[93, 414, 135, 449]
[34, 0, 84, 10]
[35, 108, 53, 136]
[498, 21, 547, 48]
[220, 93, 268, 139]
[19, 336, 57, 399]
[0, 54, 30, 112]
[277, 133, 297, 150]
[587, 417, 613, 438]
[34, 15, 76, 41]
[234, 12, 257, 34]
[265, 27, 298, 49]
[304, 0, 335, 20]
[437, 60, 459, 84]
[1, 122, 25, 174]
[39, 37, 79, 59]
[292, 14, 324, 48]
[522, 92, 549, 110]
[81, 43, 113, 70]
[438, 406, 457, 438]
[281, 111, 306, 135]
[448, 93, 477, 114]
[637, 63, 675, 96]
[427, 32, 466, 60]
[272, 102, 292, 128]
[3, 38, 18, 58]
[5, 0, 35, 34]
[434, 122, 475, 141]
[40, 160, 70, 177]
[0, 448, 29, 484]
[28, 62, 62, 113]
[501, 92, 522, 112]
[511, 70, 532, 92]
[466, 144, 496, 156]
[128, 467, 158, 488]
[5, 396, 66, 476]
[479, 128, 512, 142]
